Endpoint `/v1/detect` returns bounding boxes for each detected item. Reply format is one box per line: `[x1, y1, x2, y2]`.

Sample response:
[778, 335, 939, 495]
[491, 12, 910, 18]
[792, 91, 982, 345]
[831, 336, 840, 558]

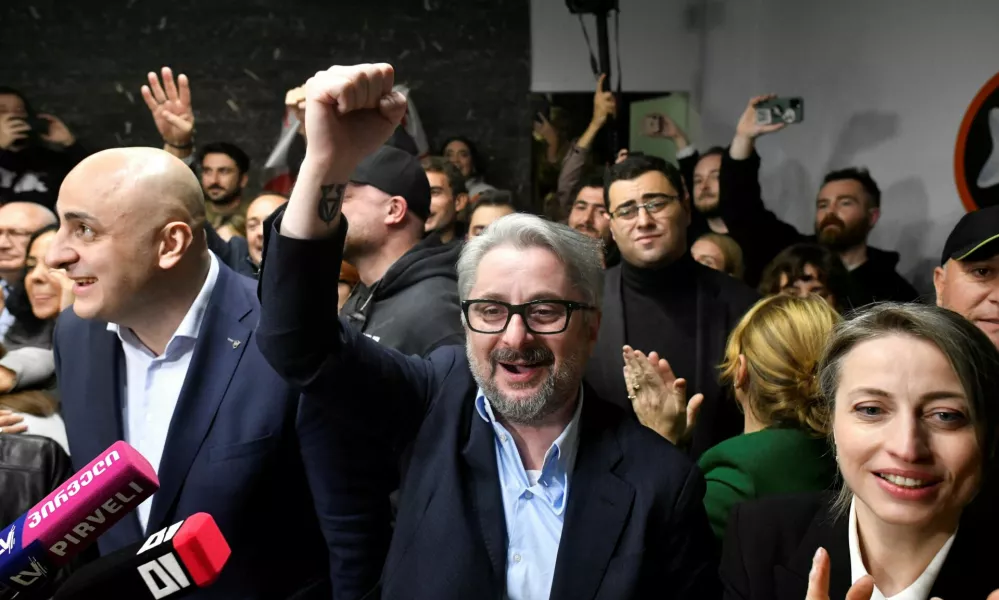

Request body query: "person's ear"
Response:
[239, 172, 249, 190]
[933, 265, 947, 307]
[384, 196, 408, 226]
[157, 222, 195, 270]
[455, 192, 469, 214]
[867, 206, 881, 229]
[735, 354, 749, 390]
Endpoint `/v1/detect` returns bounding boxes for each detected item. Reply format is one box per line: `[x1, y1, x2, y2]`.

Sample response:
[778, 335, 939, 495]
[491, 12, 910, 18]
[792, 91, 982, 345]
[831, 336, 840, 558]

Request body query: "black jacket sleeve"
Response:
[718, 151, 805, 287]
[256, 211, 443, 600]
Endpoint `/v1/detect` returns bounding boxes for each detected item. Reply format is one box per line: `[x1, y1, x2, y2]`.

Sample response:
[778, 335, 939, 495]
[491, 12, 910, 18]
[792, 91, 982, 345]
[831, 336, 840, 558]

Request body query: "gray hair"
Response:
[818, 302, 999, 517]
[456, 213, 604, 310]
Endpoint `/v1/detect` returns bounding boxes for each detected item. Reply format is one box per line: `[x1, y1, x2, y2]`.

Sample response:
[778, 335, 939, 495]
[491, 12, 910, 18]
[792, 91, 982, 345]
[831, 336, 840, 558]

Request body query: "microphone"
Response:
[53, 513, 230, 599]
[0, 441, 159, 597]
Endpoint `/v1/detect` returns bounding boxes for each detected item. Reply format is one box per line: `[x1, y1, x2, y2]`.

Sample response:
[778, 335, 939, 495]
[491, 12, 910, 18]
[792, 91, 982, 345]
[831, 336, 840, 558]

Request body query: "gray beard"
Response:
[465, 343, 581, 426]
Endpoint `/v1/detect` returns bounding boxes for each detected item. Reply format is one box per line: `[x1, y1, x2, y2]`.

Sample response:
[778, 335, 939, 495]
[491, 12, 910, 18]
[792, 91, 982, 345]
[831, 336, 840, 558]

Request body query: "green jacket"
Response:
[697, 427, 837, 539]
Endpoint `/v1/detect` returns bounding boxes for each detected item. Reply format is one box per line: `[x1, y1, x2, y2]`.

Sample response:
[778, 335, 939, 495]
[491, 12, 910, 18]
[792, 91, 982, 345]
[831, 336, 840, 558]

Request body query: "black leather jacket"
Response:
[0, 432, 72, 525]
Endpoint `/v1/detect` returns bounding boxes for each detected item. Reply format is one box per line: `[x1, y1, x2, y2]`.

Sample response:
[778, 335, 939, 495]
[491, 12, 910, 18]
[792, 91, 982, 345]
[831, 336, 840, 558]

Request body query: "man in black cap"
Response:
[935, 205, 999, 348]
[338, 144, 464, 357]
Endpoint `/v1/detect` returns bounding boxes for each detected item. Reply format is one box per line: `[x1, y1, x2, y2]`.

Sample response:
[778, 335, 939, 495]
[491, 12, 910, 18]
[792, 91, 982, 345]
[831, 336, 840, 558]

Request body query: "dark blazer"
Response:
[256, 214, 721, 600]
[52, 261, 332, 599]
[585, 262, 759, 459]
[720, 492, 998, 600]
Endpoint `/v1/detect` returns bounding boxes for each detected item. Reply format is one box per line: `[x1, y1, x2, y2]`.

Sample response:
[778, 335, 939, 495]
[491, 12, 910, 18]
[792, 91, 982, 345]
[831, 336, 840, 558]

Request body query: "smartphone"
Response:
[755, 97, 804, 125]
[642, 113, 665, 136]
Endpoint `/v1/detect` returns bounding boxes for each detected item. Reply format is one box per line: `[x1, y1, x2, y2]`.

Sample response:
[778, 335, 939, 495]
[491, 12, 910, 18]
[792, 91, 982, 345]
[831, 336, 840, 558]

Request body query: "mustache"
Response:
[490, 346, 555, 367]
[574, 223, 597, 233]
[820, 215, 845, 229]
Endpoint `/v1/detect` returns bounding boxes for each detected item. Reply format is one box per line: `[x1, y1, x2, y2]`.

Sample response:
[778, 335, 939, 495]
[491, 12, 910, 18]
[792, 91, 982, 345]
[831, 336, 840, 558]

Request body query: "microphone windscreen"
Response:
[0, 441, 159, 596]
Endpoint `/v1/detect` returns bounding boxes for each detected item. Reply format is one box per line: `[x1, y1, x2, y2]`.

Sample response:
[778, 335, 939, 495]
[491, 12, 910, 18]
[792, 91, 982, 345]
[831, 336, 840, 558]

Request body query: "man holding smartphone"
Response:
[0, 87, 88, 210]
[715, 95, 918, 303]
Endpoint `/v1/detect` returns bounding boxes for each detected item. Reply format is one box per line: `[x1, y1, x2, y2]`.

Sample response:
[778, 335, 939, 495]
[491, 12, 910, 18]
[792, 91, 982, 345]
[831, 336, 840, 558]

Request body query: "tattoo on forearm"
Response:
[318, 183, 346, 225]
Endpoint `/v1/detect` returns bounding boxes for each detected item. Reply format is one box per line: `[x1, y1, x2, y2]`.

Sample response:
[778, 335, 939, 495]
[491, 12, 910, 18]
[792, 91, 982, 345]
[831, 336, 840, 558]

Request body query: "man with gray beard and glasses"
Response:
[255, 63, 719, 600]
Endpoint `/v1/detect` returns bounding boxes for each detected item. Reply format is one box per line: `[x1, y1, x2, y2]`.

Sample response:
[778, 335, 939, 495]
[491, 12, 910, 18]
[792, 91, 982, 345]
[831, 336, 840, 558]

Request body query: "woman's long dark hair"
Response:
[6, 224, 60, 332]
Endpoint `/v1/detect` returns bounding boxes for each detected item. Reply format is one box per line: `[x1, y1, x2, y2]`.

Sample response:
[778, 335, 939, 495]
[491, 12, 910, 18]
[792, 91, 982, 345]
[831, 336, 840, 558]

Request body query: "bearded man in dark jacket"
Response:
[333, 145, 464, 357]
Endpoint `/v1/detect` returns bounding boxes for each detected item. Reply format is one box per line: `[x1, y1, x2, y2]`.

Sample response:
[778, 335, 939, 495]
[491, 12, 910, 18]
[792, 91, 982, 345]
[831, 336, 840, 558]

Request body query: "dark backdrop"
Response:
[0, 0, 531, 198]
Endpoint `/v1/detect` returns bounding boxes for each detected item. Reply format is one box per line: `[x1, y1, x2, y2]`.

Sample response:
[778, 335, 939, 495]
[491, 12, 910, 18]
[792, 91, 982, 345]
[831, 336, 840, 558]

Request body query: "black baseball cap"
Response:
[941, 205, 999, 265]
[350, 145, 431, 221]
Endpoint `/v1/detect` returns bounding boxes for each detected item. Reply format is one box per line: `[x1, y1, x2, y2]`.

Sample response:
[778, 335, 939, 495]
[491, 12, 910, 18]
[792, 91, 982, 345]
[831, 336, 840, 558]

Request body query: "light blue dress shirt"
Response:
[109, 254, 220, 531]
[474, 387, 584, 600]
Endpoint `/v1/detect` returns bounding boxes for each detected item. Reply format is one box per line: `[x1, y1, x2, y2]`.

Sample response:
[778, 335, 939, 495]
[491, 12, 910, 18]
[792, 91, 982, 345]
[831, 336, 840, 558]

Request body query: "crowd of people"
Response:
[0, 59, 997, 600]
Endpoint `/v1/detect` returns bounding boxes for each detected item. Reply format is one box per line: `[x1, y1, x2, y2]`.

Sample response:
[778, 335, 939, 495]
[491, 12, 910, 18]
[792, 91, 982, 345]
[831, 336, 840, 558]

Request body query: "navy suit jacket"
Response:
[256, 214, 721, 600]
[52, 260, 333, 599]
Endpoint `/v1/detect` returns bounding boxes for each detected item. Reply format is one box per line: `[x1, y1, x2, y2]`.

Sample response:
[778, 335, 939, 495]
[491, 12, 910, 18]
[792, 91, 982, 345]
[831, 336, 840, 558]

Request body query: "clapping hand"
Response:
[622, 345, 703, 445]
[141, 66, 195, 148]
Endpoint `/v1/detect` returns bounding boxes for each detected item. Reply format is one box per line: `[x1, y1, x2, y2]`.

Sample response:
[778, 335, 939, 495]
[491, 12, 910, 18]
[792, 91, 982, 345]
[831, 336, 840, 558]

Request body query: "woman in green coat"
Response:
[623, 294, 839, 539]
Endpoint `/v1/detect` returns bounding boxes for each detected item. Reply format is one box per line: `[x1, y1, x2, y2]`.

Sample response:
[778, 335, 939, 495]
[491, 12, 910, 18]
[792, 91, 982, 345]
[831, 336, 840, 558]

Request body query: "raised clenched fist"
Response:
[300, 63, 408, 182]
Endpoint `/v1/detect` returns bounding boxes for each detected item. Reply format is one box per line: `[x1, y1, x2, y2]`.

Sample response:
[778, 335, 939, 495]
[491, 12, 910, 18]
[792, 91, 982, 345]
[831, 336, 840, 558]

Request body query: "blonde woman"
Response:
[625, 294, 839, 538]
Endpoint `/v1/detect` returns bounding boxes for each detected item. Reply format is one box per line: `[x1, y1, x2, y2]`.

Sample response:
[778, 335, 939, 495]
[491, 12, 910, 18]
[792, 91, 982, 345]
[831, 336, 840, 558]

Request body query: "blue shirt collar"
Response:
[474, 385, 584, 509]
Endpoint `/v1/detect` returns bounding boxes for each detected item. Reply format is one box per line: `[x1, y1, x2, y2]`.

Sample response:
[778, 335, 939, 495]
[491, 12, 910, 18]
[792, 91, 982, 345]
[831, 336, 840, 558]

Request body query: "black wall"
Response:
[0, 0, 530, 197]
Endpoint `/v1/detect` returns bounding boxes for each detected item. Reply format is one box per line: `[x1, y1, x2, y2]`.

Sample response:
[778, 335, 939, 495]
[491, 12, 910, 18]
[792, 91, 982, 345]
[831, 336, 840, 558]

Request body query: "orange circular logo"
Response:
[955, 72, 999, 211]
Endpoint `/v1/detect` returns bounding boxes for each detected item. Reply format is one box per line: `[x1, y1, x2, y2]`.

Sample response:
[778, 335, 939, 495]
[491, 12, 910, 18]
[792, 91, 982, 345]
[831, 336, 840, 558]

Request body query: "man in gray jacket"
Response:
[339, 144, 464, 357]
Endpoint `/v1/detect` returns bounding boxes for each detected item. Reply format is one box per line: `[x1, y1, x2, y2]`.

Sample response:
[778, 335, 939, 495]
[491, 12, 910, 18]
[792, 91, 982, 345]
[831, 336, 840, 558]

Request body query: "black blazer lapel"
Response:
[83, 322, 126, 454]
[586, 266, 627, 409]
[145, 266, 252, 533]
[775, 505, 851, 600]
[928, 525, 996, 599]
[84, 322, 143, 543]
[549, 397, 634, 600]
[460, 394, 507, 590]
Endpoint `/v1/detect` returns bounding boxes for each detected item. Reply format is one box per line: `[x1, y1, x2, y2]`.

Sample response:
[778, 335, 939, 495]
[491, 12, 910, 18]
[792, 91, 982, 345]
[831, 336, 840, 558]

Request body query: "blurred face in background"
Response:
[0, 202, 56, 280]
[201, 152, 247, 207]
[833, 334, 981, 532]
[815, 179, 878, 251]
[567, 186, 610, 243]
[425, 170, 467, 237]
[245, 194, 287, 265]
[25, 230, 68, 320]
[935, 256, 999, 349]
[468, 204, 515, 240]
[0, 94, 27, 118]
[777, 263, 835, 306]
[692, 237, 727, 273]
[444, 140, 474, 178]
[692, 154, 721, 217]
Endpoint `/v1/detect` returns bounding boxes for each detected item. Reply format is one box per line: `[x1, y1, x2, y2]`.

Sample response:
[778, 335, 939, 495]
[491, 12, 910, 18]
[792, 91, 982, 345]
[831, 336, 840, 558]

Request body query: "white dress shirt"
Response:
[108, 254, 219, 531]
[848, 497, 957, 600]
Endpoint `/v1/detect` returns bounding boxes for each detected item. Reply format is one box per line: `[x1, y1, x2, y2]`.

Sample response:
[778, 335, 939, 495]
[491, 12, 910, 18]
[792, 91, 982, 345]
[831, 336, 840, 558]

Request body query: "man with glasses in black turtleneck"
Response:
[585, 154, 758, 459]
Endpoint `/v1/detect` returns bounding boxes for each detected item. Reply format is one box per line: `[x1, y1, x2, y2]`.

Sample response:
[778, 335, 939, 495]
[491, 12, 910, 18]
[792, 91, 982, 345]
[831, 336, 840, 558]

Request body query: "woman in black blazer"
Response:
[720, 303, 999, 600]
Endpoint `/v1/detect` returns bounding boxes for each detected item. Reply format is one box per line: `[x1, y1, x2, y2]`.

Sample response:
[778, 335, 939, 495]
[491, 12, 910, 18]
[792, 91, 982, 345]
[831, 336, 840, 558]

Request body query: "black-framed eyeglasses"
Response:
[460, 299, 595, 334]
[610, 194, 679, 220]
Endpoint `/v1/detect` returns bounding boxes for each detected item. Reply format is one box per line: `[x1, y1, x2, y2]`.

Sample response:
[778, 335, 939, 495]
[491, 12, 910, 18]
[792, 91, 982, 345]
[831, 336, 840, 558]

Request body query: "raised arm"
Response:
[141, 67, 195, 162]
[719, 95, 803, 286]
[256, 64, 440, 416]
